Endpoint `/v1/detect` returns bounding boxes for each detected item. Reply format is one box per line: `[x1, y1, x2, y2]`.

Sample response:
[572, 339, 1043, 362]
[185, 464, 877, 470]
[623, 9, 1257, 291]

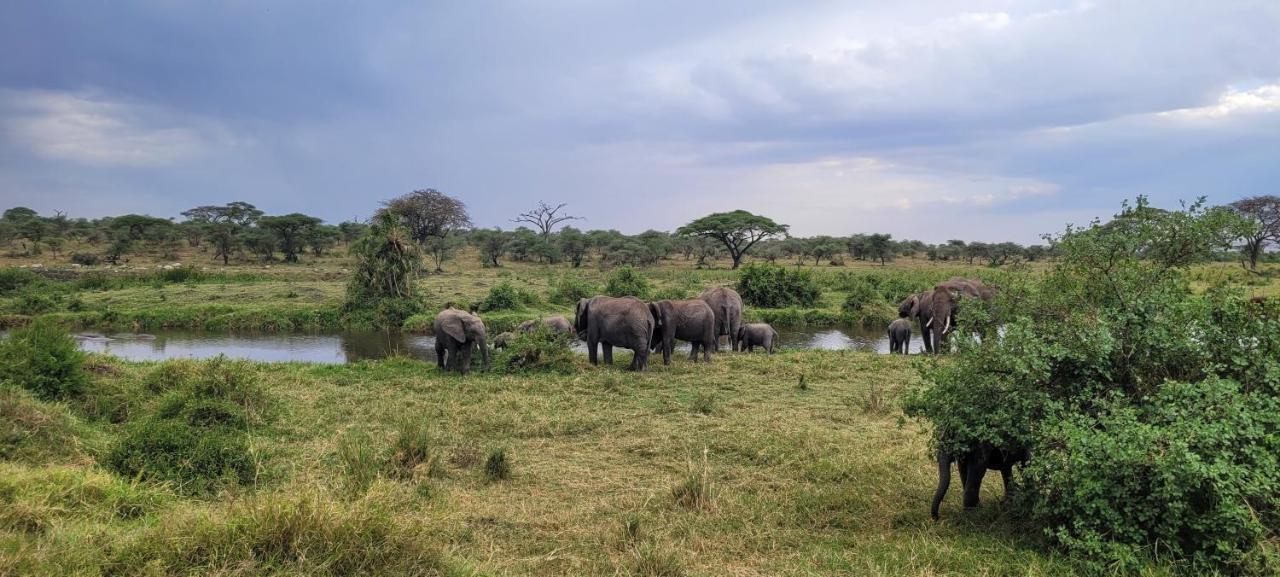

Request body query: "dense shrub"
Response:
[153, 265, 203, 284]
[496, 324, 575, 373]
[343, 212, 424, 329]
[736, 263, 820, 308]
[547, 274, 600, 305]
[605, 265, 650, 299]
[0, 387, 98, 464]
[0, 267, 41, 295]
[10, 289, 60, 315]
[478, 280, 538, 312]
[107, 357, 268, 494]
[0, 318, 86, 400]
[905, 198, 1279, 572]
[839, 277, 880, 314]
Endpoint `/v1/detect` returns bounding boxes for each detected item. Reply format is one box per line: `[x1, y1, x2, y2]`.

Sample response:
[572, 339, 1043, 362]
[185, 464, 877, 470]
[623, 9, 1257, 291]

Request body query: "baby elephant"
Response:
[888, 317, 912, 355]
[736, 323, 779, 354]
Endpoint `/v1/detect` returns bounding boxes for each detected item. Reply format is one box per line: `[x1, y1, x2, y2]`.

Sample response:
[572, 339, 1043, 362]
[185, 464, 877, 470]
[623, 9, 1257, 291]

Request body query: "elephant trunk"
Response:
[478, 334, 490, 372]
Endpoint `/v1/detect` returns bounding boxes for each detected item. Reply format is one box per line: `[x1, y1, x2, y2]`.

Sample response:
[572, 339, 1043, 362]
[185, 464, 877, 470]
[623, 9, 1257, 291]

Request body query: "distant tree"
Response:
[1229, 195, 1280, 271]
[337, 221, 368, 245]
[423, 234, 464, 272]
[2, 207, 38, 222]
[181, 202, 263, 265]
[470, 228, 509, 268]
[305, 225, 341, 258]
[807, 236, 843, 265]
[636, 230, 673, 261]
[382, 189, 472, 244]
[755, 239, 784, 264]
[258, 214, 321, 263]
[109, 214, 173, 241]
[677, 210, 788, 269]
[865, 233, 895, 265]
[180, 221, 204, 248]
[512, 201, 582, 237]
[986, 242, 1025, 266]
[691, 237, 724, 268]
[558, 226, 589, 267]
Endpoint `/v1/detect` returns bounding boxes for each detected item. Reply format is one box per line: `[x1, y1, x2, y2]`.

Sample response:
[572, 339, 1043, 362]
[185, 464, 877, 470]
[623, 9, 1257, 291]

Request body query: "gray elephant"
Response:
[492, 331, 515, 350]
[516, 315, 574, 337]
[433, 307, 490, 374]
[888, 317, 912, 355]
[735, 323, 779, 353]
[575, 296, 655, 371]
[699, 286, 744, 351]
[649, 299, 717, 364]
[900, 290, 937, 354]
[931, 443, 1028, 520]
[929, 277, 994, 353]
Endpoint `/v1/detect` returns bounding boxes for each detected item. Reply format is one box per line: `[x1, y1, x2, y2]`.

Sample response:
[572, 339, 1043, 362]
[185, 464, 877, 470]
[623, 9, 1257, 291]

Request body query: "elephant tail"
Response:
[931, 451, 952, 520]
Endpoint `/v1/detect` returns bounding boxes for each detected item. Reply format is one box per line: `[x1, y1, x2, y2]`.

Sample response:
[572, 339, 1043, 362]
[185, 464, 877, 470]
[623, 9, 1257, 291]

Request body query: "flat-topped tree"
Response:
[677, 210, 788, 269]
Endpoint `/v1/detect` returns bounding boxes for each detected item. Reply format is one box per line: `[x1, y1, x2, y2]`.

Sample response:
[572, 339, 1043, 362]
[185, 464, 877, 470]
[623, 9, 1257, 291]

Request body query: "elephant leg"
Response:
[688, 341, 699, 362]
[435, 339, 446, 369]
[447, 342, 460, 371]
[931, 452, 952, 520]
[603, 343, 614, 365]
[1000, 466, 1014, 498]
[587, 337, 599, 365]
[460, 342, 473, 375]
[702, 340, 712, 362]
[962, 460, 986, 509]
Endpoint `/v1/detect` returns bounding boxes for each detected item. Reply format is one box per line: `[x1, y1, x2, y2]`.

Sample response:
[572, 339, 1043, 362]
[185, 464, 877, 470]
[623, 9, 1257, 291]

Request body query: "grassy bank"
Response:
[2, 350, 1152, 576]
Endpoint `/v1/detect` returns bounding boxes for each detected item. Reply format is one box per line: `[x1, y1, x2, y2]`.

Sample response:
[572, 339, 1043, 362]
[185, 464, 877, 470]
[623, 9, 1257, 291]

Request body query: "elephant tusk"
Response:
[942, 315, 952, 335]
[925, 318, 933, 328]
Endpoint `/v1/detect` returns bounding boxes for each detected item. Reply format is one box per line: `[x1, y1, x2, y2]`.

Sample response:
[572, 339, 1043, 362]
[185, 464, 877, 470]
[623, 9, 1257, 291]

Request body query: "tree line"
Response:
[3, 191, 1278, 270]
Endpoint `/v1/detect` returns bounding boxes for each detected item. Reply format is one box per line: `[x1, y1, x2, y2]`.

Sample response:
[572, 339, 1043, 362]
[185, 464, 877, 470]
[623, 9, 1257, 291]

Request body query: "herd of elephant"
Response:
[430, 286, 780, 375]
[888, 276, 995, 355]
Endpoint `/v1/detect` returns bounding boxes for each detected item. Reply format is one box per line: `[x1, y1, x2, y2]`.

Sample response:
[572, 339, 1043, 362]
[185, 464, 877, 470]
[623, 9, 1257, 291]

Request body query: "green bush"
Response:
[107, 357, 268, 494]
[0, 387, 99, 464]
[839, 277, 880, 314]
[10, 289, 60, 315]
[0, 318, 86, 400]
[736, 263, 820, 308]
[905, 198, 1280, 572]
[548, 274, 600, 305]
[0, 267, 41, 295]
[478, 280, 538, 312]
[154, 265, 203, 284]
[496, 324, 575, 373]
[605, 265, 650, 299]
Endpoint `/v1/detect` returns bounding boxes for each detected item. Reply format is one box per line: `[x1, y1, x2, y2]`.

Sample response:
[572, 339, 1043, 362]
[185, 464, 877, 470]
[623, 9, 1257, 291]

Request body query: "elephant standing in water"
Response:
[887, 317, 912, 355]
[929, 278, 995, 353]
[736, 323, 779, 353]
[900, 291, 938, 354]
[575, 296, 655, 371]
[649, 299, 717, 364]
[433, 307, 490, 374]
[931, 444, 1028, 520]
[699, 286, 743, 351]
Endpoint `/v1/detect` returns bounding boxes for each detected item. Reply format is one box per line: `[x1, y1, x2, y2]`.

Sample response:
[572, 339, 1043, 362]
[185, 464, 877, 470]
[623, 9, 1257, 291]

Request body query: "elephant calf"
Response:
[931, 444, 1028, 520]
[516, 315, 574, 337]
[736, 323, 779, 354]
[887, 317, 912, 355]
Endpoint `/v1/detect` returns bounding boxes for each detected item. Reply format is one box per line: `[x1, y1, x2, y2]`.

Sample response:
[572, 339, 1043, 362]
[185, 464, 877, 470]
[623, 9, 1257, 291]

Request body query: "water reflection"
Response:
[58, 322, 927, 364]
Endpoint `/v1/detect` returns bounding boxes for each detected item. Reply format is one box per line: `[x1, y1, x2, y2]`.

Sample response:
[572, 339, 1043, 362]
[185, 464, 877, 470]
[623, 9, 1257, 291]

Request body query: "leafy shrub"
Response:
[107, 357, 268, 494]
[547, 274, 600, 305]
[0, 267, 40, 295]
[905, 198, 1280, 572]
[154, 265, 203, 284]
[69, 252, 100, 266]
[605, 265, 650, 299]
[484, 448, 511, 482]
[650, 286, 691, 300]
[478, 280, 538, 312]
[496, 325, 575, 373]
[839, 277, 880, 314]
[11, 289, 60, 315]
[736, 263, 819, 308]
[0, 318, 86, 400]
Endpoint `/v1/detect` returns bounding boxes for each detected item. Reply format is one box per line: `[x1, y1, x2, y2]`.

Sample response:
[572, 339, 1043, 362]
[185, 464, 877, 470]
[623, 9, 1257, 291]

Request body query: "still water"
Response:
[69, 324, 927, 364]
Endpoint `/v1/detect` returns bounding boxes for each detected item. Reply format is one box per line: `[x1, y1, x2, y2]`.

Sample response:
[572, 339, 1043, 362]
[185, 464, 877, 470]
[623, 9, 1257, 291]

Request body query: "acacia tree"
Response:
[512, 201, 581, 237]
[381, 189, 471, 272]
[1229, 195, 1280, 271]
[181, 202, 263, 265]
[677, 210, 788, 269]
[258, 214, 321, 263]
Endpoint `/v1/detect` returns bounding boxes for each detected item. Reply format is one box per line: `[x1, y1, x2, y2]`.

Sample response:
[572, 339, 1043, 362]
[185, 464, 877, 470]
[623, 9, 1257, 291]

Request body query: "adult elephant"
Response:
[433, 307, 490, 374]
[929, 277, 994, 353]
[575, 296, 655, 371]
[931, 444, 1028, 520]
[516, 315, 574, 337]
[649, 299, 717, 364]
[899, 290, 938, 354]
[699, 286, 743, 351]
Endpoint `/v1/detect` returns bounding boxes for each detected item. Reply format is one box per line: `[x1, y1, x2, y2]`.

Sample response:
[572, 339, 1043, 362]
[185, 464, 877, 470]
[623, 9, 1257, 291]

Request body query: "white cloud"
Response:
[1157, 84, 1280, 120]
[1, 90, 236, 167]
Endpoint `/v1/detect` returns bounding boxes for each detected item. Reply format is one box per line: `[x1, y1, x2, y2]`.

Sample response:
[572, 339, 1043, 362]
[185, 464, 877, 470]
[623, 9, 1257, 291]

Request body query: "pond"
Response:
[65, 324, 928, 364]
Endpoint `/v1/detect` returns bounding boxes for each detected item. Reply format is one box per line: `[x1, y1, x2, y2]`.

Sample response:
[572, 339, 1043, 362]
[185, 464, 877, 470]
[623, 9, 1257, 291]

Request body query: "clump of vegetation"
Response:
[342, 213, 425, 329]
[107, 357, 269, 494]
[736, 262, 820, 308]
[0, 267, 41, 295]
[387, 419, 441, 480]
[484, 448, 511, 482]
[0, 317, 86, 400]
[0, 463, 171, 532]
[337, 429, 382, 496]
[478, 280, 538, 312]
[496, 325, 575, 373]
[671, 448, 714, 511]
[69, 252, 100, 266]
[688, 391, 717, 415]
[0, 387, 98, 464]
[629, 543, 686, 577]
[839, 277, 880, 314]
[906, 198, 1279, 573]
[605, 265, 650, 299]
[547, 274, 600, 304]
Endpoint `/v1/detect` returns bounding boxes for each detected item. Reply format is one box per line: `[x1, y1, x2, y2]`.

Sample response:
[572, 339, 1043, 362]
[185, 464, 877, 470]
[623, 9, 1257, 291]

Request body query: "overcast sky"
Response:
[2, 1, 1278, 242]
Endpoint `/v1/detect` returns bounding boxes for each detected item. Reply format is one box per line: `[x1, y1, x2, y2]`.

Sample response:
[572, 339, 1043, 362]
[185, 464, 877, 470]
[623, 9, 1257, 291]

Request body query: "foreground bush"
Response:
[736, 262, 820, 308]
[107, 357, 269, 494]
[0, 387, 99, 464]
[605, 265, 650, 299]
[906, 199, 1279, 573]
[0, 317, 86, 400]
[343, 212, 424, 329]
[495, 325, 575, 373]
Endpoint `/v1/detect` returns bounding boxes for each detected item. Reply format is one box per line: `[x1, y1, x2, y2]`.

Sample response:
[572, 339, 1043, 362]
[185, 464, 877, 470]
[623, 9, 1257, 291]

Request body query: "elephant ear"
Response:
[439, 314, 467, 343]
[464, 315, 487, 338]
[648, 302, 662, 327]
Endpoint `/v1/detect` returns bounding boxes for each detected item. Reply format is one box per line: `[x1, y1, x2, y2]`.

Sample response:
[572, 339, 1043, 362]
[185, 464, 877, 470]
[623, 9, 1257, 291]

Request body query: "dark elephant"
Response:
[736, 323, 779, 353]
[929, 277, 994, 353]
[887, 317, 912, 355]
[516, 315, 574, 337]
[699, 286, 744, 351]
[575, 296, 655, 371]
[433, 307, 490, 374]
[931, 444, 1028, 520]
[649, 299, 717, 364]
[899, 291, 938, 354]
